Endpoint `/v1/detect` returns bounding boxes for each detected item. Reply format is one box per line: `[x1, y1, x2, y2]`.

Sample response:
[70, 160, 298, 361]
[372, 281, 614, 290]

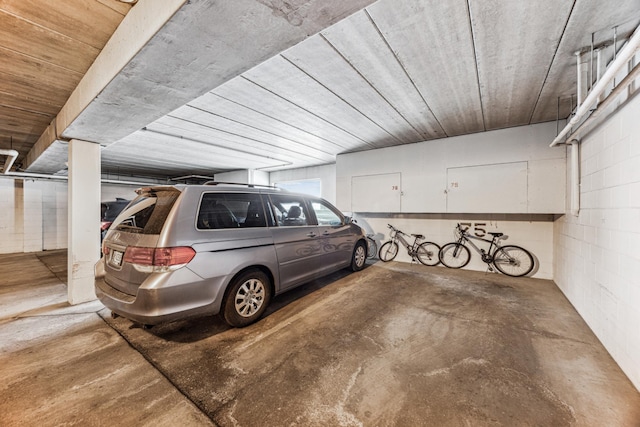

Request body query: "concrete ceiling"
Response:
[2, 0, 640, 179]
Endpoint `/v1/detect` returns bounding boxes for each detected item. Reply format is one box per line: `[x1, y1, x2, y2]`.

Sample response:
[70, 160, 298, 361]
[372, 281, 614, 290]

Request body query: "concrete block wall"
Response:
[42, 181, 67, 250]
[0, 179, 142, 255]
[0, 178, 68, 254]
[554, 92, 640, 390]
[23, 180, 43, 252]
[0, 179, 24, 253]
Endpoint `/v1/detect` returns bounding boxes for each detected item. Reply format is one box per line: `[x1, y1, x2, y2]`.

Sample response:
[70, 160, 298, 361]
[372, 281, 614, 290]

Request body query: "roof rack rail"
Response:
[203, 181, 284, 190]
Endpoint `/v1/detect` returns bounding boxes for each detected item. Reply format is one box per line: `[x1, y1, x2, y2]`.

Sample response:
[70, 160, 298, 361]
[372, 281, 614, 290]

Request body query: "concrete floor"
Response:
[1, 251, 639, 426]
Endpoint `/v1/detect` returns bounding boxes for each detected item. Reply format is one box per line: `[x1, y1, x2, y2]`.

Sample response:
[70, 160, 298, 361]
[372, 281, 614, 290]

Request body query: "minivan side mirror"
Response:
[344, 216, 356, 225]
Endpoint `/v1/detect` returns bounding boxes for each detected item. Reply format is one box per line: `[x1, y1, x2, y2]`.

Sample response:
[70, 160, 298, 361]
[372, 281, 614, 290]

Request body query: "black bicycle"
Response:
[438, 223, 534, 277]
[378, 224, 440, 266]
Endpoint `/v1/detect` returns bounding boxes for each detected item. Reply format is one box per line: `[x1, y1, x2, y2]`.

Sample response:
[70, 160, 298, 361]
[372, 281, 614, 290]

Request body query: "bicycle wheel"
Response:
[416, 242, 441, 266]
[378, 241, 399, 262]
[492, 245, 534, 277]
[439, 243, 471, 269]
[366, 237, 377, 259]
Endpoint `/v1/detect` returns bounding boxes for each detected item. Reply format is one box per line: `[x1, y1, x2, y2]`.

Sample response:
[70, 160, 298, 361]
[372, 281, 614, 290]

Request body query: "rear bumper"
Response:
[94, 260, 226, 325]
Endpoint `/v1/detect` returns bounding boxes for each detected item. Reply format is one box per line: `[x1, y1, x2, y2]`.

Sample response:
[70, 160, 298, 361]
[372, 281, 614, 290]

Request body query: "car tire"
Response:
[222, 269, 272, 327]
[351, 241, 367, 272]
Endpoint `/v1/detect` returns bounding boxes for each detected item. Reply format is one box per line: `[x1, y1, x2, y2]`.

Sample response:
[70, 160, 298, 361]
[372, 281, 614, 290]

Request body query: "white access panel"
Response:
[352, 173, 401, 212]
[446, 162, 528, 213]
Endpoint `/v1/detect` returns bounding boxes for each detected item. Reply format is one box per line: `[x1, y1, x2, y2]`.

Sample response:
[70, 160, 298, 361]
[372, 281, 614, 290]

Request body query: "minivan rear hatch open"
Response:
[102, 187, 184, 296]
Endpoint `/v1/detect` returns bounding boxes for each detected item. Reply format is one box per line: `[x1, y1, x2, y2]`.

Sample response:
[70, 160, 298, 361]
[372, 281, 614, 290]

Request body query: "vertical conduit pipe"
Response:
[596, 48, 604, 104]
[576, 51, 584, 107]
[570, 140, 580, 216]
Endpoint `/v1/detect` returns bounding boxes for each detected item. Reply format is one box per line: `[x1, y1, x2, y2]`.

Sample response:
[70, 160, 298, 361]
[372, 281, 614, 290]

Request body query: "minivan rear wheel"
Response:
[223, 269, 272, 327]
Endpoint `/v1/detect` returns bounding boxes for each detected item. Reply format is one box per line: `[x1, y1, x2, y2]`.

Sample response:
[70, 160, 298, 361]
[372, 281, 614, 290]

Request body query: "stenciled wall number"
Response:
[459, 222, 488, 238]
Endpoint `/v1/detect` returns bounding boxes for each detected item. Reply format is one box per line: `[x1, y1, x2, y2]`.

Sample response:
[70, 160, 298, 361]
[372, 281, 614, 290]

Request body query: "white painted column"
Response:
[67, 139, 100, 304]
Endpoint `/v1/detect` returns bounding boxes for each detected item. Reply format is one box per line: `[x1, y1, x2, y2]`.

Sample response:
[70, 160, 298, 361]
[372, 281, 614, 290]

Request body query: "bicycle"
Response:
[378, 224, 440, 266]
[438, 223, 534, 277]
[366, 234, 377, 259]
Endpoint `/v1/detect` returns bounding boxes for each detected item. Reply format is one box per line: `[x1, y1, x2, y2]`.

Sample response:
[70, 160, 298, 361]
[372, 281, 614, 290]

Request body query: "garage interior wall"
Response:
[270, 164, 337, 203]
[554, 91, 640, 391]
[334, 122, 565, 280]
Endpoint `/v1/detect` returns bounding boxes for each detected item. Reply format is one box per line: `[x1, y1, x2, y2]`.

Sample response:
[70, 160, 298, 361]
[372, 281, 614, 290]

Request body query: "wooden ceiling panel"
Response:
[0, 0, 130, 171]
[0, 105, 51, 135]
[0, 107, 46, 161]
[0, 88, 60, 116]
[0, 9, 99, 74]
[0, 70, 75, 110]
[1, 0, 129, 49]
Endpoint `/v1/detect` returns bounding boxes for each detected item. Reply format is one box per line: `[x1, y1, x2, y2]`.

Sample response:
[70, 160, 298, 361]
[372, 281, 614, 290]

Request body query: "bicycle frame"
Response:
[456, 230, 500, 260]
[390, 228, 421, 254]
[440, 223, 534, 276]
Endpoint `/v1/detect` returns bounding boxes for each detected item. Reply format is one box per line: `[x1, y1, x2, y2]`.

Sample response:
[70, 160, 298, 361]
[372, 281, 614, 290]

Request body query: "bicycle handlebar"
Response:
[387, 224, 406, 236]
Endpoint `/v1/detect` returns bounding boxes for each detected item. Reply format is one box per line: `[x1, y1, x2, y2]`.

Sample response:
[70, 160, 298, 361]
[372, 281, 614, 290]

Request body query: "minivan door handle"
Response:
[306, 232, 317, 238]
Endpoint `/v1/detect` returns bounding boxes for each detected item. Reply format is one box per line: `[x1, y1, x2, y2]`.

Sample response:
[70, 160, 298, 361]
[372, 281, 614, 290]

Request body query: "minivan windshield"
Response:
[111, 189, 180, 235]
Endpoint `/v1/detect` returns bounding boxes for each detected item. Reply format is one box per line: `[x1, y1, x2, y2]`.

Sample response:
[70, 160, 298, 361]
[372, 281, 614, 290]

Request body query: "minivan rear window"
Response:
[112, 190, 179, 235]
[197, 193, 267, 229]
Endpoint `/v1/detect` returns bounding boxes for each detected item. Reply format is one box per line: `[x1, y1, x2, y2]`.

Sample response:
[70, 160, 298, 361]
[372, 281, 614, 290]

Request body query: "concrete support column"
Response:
[67, 139, 100, 304]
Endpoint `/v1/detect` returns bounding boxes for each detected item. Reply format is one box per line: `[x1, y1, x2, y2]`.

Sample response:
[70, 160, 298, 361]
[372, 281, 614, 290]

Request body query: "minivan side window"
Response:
[310, 200, 343, 226]
[268, 194, 310, 227]
[197, 193, 267, 229]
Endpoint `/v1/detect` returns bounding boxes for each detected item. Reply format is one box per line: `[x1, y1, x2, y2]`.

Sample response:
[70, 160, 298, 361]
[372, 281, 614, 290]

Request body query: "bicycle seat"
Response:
[411, 234, 424, 239]
[488, 232, 503, 237]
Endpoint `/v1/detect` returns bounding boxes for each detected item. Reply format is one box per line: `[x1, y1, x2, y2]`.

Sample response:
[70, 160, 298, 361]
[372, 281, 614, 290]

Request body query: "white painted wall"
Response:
[215, 169, 251, 184]
[554, 91, 640, 390]
[337, 122, 566, 214]
[270, 164, 337, 204]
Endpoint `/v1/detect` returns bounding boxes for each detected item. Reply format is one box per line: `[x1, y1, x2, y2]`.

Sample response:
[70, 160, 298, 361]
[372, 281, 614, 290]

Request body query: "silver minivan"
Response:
[95, 183, 367, 327]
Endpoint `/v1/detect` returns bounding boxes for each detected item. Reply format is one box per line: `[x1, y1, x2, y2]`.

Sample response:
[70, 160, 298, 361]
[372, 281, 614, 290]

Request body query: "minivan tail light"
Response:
[153, 247, 196, 266]
[123, 246, 196, 272]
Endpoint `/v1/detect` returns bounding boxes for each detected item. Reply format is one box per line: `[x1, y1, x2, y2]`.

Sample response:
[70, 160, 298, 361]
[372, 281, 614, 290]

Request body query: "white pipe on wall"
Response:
[564, 61, 640, 142]
[551, 25, 640, 147]
[570, 140, 580, 216]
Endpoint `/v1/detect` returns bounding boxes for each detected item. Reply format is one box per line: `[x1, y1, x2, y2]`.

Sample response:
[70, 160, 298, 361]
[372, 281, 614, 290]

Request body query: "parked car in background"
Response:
[101, 198, 130, 241]
[95, 183, 368, 328]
